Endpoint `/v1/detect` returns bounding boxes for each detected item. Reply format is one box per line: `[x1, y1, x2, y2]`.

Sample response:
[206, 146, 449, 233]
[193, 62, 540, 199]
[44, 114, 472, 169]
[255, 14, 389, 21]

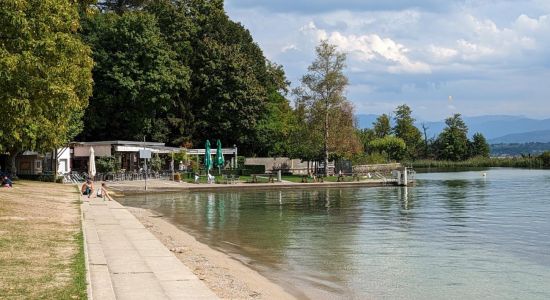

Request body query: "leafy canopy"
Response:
[0, 0, 93, 155]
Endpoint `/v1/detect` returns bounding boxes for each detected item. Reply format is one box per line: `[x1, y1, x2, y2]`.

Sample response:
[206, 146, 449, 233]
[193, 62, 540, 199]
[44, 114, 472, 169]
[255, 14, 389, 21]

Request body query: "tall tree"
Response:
[470, 132, 490, 158]
[436, 113, 470, 161]
[79, 11, 189, 143]
[373, 114, 391, 138]
[393, 104, 422, 159]
[294, 40, 358, 175]
[0, 0, 93, 174]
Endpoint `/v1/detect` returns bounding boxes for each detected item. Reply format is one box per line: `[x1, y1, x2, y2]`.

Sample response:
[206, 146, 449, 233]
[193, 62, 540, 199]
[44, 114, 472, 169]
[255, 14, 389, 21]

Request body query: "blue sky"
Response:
[225, 0, 550, 121]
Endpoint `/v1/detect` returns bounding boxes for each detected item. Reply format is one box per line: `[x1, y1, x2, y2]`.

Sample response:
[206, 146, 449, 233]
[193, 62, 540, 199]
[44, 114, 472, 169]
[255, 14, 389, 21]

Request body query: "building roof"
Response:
[71, 140, 166, 147]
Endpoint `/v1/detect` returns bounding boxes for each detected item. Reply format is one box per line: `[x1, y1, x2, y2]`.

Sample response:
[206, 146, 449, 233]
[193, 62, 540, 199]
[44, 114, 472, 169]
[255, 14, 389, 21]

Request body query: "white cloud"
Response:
[429, 45, 459, 62]
[281, 44, 298, 53]
[301, 21, 432, 74]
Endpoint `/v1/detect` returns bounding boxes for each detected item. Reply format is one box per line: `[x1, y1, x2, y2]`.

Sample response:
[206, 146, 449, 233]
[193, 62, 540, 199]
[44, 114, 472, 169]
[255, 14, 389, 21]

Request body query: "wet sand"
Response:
[127, 207, 296, 300]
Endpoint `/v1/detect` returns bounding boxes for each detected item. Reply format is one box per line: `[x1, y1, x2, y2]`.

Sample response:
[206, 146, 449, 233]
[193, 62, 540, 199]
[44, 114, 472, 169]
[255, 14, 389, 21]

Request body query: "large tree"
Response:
[470, 132, 490, 158]
[294, 40, 360, 175]
[373, 114, 391, 138]
[79, 11, 189, 143]
[393, 104, 422, 159]
[436, 113, 470, 161]
[0, 0, 93, 174]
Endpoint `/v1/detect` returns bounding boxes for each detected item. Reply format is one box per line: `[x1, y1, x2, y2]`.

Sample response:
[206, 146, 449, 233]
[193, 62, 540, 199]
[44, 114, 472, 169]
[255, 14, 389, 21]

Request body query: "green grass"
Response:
[40, 231, 87, 300]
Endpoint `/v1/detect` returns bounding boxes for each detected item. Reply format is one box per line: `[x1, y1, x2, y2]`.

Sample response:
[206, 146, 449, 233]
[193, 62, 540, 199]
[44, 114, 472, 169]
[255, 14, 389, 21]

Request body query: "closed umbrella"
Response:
[89, 147, 96, 179]
[215, 139, 224, 174]
[204, 140, 212, 173]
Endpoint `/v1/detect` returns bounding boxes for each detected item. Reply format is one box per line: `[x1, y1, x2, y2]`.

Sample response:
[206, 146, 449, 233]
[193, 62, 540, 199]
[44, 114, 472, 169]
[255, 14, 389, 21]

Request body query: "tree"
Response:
[368, 136, 407, 161]
[96, 0, 150, 13]
[0, 0, 93, 174]
[293, 40, 357, 175]
[540, 151, 550, 168]
[436, 114, 470, 161]
[393, 104, 423, 159]
[373, 114, 391, 138]
[470, 132, 490, 158]
[189, 37, 267, 151]
[79, 11, 189, 143]
[254, 62, 294, 156]
[357, 128, 376, 151]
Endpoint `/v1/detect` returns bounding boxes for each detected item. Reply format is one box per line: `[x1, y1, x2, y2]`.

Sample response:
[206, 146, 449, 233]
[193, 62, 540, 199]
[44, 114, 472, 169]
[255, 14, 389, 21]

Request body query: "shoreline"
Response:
[109, 179, 400, 196]
[126, 206, 297, 300]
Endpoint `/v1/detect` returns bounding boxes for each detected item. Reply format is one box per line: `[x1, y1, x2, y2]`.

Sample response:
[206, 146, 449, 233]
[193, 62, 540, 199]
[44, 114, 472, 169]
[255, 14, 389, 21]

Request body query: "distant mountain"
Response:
[422, 116, 550, 140]
[356, 114, 550, 142]
[489, 129, 550, 144]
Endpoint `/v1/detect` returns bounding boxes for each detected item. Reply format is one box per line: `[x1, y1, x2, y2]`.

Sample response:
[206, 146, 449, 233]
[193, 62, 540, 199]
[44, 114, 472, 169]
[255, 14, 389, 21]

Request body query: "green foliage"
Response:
[357, 128, 376, 151]
[393, 105, 423, 159]
[173, 150, 188, 164]
[0, 0, 93, 159]
[373, 114, 391, 138]
[540, 151, 550, 168]
[96, 156, 116, 173]
[471, 132, 490, 158]
[351, 152, 387, 165]
[368, 136, 406, 161]
[436, 114, 470, 161]
[411, 156, 545, 169]
[150, 153, 162, 172]
[80, 11, 189, 143]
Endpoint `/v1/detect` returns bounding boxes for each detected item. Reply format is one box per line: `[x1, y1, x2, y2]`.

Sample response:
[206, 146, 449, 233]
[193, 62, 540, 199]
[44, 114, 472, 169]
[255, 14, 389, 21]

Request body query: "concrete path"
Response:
[82, 196, 218, 300]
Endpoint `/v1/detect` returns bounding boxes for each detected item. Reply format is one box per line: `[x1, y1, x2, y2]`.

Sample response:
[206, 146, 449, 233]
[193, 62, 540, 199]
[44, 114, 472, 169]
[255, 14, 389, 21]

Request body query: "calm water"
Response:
[119, 168, 550, 299]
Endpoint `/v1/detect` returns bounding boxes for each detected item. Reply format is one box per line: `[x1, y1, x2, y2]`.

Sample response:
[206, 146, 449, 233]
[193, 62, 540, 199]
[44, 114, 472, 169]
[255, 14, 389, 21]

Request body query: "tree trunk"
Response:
[324, 101, 329, 176]
[53, 148, 58, 181]
[9, 151, 18, 178]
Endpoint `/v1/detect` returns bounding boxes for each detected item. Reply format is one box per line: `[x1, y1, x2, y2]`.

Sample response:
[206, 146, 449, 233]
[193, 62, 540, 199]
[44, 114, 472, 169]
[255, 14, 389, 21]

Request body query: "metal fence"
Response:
[63, 170, 173, 184]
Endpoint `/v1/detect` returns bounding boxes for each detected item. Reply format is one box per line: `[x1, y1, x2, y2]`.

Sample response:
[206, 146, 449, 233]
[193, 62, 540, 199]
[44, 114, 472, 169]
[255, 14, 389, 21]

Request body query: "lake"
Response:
[118, 168, 550, 299]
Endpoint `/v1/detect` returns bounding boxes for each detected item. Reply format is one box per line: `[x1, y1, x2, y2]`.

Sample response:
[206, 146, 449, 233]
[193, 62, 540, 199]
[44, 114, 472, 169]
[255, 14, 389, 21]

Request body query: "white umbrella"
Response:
[89, 147, 96, 178]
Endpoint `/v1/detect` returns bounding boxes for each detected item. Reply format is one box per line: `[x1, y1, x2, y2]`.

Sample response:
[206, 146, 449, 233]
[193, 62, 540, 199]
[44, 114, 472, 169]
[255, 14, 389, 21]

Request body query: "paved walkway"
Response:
[82, 196, 218, 300]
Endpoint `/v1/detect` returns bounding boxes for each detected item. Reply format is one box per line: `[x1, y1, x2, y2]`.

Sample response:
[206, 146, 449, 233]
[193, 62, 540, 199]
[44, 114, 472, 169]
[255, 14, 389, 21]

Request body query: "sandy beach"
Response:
[127, 206, 296, 300]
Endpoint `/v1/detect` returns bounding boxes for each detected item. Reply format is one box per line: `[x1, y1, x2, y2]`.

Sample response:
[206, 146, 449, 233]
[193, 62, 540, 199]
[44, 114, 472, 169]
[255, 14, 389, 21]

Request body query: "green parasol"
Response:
[215, 139, 225, 174]
[204, 140, 212, 173]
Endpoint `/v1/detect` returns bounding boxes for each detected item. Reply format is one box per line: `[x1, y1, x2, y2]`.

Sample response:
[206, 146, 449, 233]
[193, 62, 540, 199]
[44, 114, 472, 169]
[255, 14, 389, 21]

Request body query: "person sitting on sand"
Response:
[81, 179, 94, 198]
[2, 176, 13, 188]
[96, 182, 113, 201]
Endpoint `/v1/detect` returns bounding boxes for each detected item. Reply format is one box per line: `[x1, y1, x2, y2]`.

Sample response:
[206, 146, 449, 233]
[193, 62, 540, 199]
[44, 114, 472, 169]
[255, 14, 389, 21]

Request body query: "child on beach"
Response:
[96, 182, 113, 201]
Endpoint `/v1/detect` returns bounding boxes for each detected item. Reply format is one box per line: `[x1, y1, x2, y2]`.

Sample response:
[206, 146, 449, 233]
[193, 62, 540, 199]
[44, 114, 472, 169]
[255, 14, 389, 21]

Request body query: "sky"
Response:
[225, 0, 550, 121]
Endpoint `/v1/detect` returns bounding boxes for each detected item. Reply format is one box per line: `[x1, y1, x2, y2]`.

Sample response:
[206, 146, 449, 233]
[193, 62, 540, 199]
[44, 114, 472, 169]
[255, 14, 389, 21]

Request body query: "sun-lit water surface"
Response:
[119, 168, 550, 299]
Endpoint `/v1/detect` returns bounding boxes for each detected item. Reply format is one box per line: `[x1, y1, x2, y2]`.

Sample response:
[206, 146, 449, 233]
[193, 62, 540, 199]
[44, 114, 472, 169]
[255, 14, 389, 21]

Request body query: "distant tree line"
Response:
[490, 142, 550, 156]
[356, 107, 491, 163]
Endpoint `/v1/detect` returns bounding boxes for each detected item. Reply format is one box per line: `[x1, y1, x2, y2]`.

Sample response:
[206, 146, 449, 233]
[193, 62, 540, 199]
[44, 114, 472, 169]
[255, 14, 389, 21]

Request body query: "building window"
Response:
[35, 160, 42, 169]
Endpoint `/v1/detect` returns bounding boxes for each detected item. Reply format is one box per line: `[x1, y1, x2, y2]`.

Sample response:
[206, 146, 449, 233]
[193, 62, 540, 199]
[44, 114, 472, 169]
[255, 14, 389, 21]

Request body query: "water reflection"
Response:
[119, 169, 550, 300]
